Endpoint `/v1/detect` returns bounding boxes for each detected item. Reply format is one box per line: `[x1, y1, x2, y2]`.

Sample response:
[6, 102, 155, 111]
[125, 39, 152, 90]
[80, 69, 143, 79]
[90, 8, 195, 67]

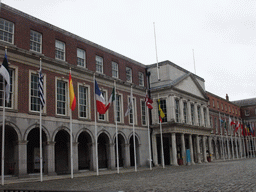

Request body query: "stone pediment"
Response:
[173, 74, 206, 99]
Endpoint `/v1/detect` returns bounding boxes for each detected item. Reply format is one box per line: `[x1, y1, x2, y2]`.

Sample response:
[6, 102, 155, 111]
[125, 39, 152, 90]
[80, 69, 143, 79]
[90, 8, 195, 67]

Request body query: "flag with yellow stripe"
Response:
[158, 99, 165, 123]
[69, 72, 76, 111]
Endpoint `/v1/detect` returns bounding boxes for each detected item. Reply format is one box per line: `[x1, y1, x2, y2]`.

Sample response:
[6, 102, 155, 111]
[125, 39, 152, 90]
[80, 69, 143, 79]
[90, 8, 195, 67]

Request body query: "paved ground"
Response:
[1, 158, 256, 192]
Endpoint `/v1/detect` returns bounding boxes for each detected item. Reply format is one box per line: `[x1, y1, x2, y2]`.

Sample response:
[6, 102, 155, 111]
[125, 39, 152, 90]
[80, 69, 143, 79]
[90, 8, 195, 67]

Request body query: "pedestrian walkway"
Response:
[1, 158, 256, 191]
[1, 166, 151, 185]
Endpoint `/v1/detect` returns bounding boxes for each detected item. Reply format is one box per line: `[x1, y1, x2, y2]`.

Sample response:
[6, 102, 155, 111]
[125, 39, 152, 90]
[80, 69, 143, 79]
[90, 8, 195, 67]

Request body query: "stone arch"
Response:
[23, 123, 50, 142]
[128, 132, 141, 167]
[0, 121, 20, 175]
[128, 132, 141, 145]
[1, 121, 22, 141]
[77, 128, 94, 170]
[52, 126, 74, 142]
[25, 125, 48, 174]
[97, 129, 111, 143]
[75, 128, 94, 143]
[112, 131, 128, 144]
[54, 128, 71, 174]
[113, 131, 127, 168]
[97, 131, 111, 169]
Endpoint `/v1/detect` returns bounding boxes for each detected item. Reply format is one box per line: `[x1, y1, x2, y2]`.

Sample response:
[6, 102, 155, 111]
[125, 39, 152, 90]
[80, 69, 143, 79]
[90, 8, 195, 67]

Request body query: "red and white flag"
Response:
[145, 95, 153, 109]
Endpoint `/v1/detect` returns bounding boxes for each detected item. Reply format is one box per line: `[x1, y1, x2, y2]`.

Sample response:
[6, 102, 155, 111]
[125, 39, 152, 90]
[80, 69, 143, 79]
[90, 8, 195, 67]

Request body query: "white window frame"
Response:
[128, 95, 137, 125]
[245, 110, 250, 116]
[96, 55, 103, 74]
[203, 108, 207, 127]
[139, 72, 144, 86]
[183, 102, 187, 123]
[141, 99, 147, 126]
[126, 67, 132, 83]
[30, 30, 42, 53]
[56, 77, 68, 116]
[78, 83, 90, 119]
[115, 93, 123, 123]
[77, 48, 86, 67]
[191, 103, 194, 125]
[175, 99, 179, 123]
[112, 61, 119, 79]
[198, 106, 201, 126]
[55, 40, 65, 61]
[29, 70, 46, 113]
[0, 18, 14, 44]
[0, 66, 16, 109]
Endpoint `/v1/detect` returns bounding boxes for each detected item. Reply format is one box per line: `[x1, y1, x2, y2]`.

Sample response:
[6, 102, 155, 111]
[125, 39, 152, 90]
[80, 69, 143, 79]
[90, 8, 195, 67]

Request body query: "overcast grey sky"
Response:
[3, 0, 256, 101]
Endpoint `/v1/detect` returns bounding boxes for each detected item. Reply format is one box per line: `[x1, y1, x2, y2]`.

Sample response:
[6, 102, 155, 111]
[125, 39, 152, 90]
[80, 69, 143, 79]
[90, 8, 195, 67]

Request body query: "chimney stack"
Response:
[226, 94, 229, 101]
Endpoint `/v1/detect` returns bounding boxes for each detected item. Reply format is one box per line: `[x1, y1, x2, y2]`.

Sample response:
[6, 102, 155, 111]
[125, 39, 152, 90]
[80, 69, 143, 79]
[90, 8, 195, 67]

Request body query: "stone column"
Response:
[246, 137, 250, 158]
[194, 103, 199, 126]
[206, 107, 211, 127]
[179, 99, 184, 123]
[17, 140, 28, 178]
[235, 138, 239, 159]
[208, 136, 212, 161]
[46, 141, 56, 176]
[196, 135, 202, 163]
[124, 144, 130, 167]
[202, 136, 208, 163]
[231, 137, 235, 160]
[169, 95, 176, 122]
[189, 134, 195, 164]
[249, 137, 253, 158]
[171, 133, 178, 166]
[91, 142, 97, 171]
[181, 133, 186, 165]
[73, 142, 79, 173]
[227, 139, 231, 159]
[152, 134, 158, 166]
[109, 143, 115, 169]
[200, 106, 205, 127]
[187, 101, 192, 125]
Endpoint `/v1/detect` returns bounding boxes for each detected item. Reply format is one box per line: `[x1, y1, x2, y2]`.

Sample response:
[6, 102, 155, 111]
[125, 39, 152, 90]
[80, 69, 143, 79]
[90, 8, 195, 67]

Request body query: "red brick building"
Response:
[0, 3, 149, 177]
[206, 92, 246, 161]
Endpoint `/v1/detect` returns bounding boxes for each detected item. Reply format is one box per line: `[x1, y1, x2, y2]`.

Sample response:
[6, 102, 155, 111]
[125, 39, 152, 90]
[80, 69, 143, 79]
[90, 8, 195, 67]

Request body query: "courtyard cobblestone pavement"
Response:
[1, 158, 256, 192]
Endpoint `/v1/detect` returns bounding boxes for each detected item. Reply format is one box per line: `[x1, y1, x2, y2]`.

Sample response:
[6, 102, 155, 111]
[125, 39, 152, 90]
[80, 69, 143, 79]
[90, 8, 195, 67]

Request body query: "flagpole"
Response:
[153, 22, 160, 81]
[39, 58, 43, 182]
[131, 85, 137, 172]
[230, 116, 234, 160]
[114, 81, 119, 174]
[146, 90, 152, 170]
[94, 74, 99, 176]
[69, 69, 73, 179]
[158, 94, 165, 168]
[1, 47, 7, 186]
[219, 113, 224, 160]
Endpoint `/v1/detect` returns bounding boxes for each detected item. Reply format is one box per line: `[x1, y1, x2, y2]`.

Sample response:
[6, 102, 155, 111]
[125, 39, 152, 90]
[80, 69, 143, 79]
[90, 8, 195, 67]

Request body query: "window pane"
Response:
[0, 18, 14, 43]
[79, 85, 88, 118]
[30, 30, 42, 53]
[57, 80, 66, 115]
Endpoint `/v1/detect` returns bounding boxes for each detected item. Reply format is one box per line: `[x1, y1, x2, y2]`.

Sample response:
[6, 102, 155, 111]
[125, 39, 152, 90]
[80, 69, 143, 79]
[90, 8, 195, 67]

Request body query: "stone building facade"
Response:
[147, 61, 212, 166]
[206, 92, 245, 161]
[233, 98, 256, 158]
[0, 2, 255, 180]
[0, 3, 149, 177]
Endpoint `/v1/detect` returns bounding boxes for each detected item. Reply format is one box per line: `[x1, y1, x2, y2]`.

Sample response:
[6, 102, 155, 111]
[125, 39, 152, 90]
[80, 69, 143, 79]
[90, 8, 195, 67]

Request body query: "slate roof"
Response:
[232, 98, 256, 107]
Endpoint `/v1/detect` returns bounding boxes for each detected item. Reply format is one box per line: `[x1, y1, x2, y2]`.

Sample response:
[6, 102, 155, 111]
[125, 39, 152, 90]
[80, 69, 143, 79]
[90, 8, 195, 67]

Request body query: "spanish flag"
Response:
[158, 99, 165, 123]
[69, 72, 76, 111]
